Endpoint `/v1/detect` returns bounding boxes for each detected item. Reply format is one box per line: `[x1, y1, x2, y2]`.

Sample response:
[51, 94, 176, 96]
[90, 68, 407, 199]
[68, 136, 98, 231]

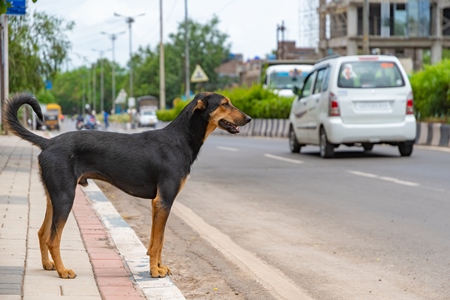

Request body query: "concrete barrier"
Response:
[212, 120, 450, 149]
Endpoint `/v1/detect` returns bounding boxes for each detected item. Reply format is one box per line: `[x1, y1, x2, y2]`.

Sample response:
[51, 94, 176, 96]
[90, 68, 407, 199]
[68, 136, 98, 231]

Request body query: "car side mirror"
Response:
[293, 86, 300, 96]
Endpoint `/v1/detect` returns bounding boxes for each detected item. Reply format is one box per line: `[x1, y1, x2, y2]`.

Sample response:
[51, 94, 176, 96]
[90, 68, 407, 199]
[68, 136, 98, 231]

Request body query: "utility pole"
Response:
[184, 0, 190, 100]
[159, 0, 165, 109]
[0, 15, 9, 133]
[101, 31, 125, 113]
[92, 62, 96, 112]
[92, 48, 111, 113]
[277, 21, 286, 59]
[363, 0, 370, 54]
[114, 12, 145, 100]
[76, 54, 92, 113]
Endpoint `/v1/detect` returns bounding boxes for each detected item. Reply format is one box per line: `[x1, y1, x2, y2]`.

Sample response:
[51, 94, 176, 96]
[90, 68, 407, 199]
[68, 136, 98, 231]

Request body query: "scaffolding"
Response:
[299, 0, 319, 49]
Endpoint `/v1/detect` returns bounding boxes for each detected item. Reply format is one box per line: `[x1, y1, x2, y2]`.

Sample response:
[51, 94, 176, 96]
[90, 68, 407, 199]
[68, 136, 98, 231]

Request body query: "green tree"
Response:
[8, 10, 74, 94]
[131, 16, 231, 107]
[168, 16, 231, 93]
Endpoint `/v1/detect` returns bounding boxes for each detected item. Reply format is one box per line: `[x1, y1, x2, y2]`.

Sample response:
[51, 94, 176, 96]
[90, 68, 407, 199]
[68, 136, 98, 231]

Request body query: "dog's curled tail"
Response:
[3, 93, 49, 149]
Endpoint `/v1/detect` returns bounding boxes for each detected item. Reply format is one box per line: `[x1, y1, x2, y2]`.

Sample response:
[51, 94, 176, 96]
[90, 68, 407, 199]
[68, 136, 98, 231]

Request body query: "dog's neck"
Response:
[165, 110, 210, 163]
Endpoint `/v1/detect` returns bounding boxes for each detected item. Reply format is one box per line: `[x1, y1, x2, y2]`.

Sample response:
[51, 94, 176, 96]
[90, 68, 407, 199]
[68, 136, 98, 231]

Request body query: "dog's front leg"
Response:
[147, 193, 172, 278]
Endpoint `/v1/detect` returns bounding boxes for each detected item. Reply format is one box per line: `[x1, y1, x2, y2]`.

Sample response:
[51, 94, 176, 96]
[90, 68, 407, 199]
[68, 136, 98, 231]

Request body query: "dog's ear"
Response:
[191, 93, 210, 115]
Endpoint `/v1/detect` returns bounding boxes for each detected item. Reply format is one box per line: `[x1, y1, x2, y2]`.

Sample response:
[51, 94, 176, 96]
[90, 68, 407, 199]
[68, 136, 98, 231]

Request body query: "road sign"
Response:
[45, 80, 52, 90]
[191, 64, 209, 83]
[6, 0, 26, 15]
[128, 97, 136, 108]
[114, 88, 127, 104]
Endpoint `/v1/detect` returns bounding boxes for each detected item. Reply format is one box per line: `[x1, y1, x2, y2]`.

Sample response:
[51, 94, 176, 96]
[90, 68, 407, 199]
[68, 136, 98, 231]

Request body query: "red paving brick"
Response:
[72, 187, 144, 299]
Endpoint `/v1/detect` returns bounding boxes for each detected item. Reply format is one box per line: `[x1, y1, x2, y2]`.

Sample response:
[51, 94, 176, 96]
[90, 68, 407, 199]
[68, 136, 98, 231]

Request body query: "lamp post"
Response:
[159, 0, 165, 109]
[92, 48, 111, 113]
[114, 12, 145, 99]
[101, 31, 125, 113]
[75, 54, 92, 114]
[184, 0, 190, 100]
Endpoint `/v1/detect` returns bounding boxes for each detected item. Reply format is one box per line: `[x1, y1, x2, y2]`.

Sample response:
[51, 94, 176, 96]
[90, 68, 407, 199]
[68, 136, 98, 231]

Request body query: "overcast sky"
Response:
[31, 0, 302, 69]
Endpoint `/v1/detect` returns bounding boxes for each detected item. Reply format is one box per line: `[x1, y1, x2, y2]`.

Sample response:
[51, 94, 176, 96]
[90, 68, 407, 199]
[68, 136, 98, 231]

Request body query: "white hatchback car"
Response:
[138, 109, 158, 128]
[289, 55, 416, 158]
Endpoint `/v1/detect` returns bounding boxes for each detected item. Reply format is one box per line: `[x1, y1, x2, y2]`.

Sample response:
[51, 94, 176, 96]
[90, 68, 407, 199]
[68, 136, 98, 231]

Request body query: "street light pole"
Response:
[92, 48, 111, 113]
[101, 31, 125, 113]
[184, 0, 190, 100]
[159, 0, 165, 109]
[114, 12, 145, 100]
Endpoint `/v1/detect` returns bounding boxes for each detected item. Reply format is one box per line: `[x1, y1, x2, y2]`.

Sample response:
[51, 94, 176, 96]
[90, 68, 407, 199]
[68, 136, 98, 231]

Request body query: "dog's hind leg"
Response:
[37, 191, 56, 271]
[45, 179, 77, 279]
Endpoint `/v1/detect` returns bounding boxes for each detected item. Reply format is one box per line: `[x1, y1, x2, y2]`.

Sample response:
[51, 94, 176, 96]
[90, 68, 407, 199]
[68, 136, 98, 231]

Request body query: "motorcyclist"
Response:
[84, 111, 97, 130]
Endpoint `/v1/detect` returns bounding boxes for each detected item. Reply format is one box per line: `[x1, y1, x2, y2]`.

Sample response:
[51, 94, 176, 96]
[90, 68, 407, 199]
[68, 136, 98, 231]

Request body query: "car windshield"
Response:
[337, 61, 405, 88]
[142, 111, 155, 116]
[269, 70, 308, 90]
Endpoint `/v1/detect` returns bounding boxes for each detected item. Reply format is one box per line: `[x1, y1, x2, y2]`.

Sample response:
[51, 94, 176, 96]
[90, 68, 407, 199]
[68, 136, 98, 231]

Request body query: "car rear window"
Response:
[337, 61, 405, 88]
[268, 69, 308, 90]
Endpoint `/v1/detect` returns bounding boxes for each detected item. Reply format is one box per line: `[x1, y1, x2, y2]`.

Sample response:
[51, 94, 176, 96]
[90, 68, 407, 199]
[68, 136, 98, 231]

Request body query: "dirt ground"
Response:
[94, 180, 276, 300]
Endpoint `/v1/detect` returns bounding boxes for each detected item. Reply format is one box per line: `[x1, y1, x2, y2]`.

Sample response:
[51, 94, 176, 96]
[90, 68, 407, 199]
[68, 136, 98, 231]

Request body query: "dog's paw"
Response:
[58, 269, 77, 279]
[150, 265, 171, 278]
[42, 260, 55, 270]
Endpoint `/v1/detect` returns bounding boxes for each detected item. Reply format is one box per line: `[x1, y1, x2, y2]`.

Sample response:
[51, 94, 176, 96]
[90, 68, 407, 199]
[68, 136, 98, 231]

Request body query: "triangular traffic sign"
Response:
[191, 64, 209, 83]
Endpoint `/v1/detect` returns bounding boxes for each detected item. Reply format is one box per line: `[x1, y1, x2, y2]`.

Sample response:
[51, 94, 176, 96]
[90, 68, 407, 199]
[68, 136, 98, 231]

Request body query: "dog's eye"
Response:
[222, 102, 230, 108]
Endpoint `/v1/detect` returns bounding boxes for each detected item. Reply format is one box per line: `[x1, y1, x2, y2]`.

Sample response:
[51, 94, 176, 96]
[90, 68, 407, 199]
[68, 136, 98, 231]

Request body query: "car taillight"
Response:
[329, 92, 340, 116]
[406, 92, 414, 115]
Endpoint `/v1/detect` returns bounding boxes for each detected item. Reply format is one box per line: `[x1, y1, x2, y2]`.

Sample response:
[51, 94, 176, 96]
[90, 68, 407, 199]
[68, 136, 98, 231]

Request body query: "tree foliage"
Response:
[8, 10, 74, 94]
[131, 16, 231, 107]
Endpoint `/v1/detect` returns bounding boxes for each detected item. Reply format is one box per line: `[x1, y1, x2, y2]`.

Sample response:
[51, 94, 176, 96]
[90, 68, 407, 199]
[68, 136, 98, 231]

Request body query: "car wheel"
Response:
[289, 127, 301, 153]
[398, 142, 413, 157]
[362, 143, 374, 151]
[319, 127, 334, 158]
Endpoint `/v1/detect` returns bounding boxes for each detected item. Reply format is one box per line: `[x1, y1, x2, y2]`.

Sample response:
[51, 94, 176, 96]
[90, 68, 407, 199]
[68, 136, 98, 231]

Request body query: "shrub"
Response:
[410, 60, 450, 121]
[217, 84, 294, 119]
[156, 99, 190, 121]
[153, 85, 294, 122]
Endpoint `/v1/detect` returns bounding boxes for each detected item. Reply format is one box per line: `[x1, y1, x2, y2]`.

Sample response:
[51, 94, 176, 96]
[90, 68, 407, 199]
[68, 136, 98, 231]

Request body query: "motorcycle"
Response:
[76, 119, 101, 130]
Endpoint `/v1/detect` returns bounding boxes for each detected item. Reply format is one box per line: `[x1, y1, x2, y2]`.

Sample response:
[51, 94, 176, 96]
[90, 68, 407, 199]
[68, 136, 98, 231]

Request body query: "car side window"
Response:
[321, 67, 330, 91]
[313, 68, 327, 94]
[300, 72, 316, 98]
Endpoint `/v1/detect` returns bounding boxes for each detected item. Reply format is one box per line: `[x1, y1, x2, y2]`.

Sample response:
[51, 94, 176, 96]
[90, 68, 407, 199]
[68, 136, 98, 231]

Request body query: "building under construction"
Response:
[310, 0, 450, 70]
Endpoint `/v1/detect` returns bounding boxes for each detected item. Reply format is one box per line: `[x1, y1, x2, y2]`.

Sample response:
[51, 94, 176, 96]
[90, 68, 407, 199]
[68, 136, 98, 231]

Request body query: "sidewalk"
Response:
[0, 134, 184, 299]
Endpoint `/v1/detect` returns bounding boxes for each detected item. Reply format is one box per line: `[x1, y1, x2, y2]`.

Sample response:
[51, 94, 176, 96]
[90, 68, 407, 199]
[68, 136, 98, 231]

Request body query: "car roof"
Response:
[314, 55, 400, 67]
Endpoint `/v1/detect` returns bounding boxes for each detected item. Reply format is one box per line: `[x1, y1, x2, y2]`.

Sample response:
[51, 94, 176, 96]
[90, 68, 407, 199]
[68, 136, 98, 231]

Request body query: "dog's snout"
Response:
[245, 115, 252, 124]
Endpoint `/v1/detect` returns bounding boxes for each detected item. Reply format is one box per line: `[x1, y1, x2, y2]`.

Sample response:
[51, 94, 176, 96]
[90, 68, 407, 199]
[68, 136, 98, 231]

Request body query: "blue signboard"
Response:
[45, 80, 52, 90]
[6, 0, 26, 15]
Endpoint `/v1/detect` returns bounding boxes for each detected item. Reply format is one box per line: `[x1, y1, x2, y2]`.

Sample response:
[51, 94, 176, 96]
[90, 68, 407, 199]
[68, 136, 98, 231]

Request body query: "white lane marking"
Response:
[172, 202, 312, 300]
[217, 146, 238, 152]
[264, 154, 303, 164]
[348, 170, 420, 187]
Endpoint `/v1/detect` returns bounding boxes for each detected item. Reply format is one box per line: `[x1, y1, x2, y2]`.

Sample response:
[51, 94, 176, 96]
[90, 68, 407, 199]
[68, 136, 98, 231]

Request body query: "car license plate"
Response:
[356, 101, 390, 111]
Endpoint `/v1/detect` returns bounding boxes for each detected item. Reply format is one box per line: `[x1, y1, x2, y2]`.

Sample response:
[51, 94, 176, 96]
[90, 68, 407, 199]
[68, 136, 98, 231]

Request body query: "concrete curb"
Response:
[415, 122, 450, 147]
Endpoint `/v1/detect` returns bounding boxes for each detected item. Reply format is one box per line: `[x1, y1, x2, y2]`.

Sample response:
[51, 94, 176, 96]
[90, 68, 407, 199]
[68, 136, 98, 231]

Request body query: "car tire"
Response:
[289, 127, 301, 153]
[398, 142, 413, 157]
[319, 127, 334, 158]
[362, 143, 374, 151]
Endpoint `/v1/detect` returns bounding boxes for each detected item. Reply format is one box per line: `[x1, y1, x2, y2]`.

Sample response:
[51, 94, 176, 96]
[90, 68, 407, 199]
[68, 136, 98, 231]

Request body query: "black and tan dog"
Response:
[4, 92, 251, 279]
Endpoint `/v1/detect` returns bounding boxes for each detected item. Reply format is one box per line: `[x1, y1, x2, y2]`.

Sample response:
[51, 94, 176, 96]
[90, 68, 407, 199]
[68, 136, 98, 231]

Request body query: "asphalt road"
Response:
[58, 120, 450, 299]
[175, 135, 450, 299]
